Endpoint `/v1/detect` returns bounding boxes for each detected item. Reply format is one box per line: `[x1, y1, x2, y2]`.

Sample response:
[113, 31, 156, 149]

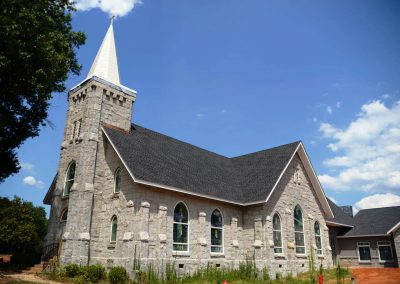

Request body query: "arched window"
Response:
[59, 210, 68, 236]
[314, 221, 322, 255]
[64, 162, 76, 196]
[211, 209, 223, 253]
[273, 213, 283, 254]
[110, 216, 118, 243]
[294, 205, 305, 254]
[173, 202, 189, 252]
[114, 168, 121, 193]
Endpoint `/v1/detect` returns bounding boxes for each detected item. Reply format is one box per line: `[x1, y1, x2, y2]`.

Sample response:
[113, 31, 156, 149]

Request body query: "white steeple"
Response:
[87, 17, 120, 86]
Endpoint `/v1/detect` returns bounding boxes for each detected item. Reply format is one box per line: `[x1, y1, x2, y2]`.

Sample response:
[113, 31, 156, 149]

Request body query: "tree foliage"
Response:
[0, 0, 86, 182]
[0, 196, 48, 265]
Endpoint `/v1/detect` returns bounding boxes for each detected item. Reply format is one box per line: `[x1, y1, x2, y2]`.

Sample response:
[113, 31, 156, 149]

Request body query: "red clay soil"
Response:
[351, 267, 400, 284]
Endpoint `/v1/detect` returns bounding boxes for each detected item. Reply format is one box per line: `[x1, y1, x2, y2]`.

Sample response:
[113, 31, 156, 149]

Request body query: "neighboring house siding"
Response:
[393, 229, 400, 267]
[337, 236, 396, 267]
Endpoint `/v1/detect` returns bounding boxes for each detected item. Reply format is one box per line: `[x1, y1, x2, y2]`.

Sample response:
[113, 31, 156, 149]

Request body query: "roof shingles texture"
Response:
[326, 199, 355, 227]
[342, 206, 400, 237]
[103, 124, 300, 204]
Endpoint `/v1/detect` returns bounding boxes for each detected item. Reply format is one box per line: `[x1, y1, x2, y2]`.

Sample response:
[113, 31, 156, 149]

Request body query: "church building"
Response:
[42, 21, 400, 277]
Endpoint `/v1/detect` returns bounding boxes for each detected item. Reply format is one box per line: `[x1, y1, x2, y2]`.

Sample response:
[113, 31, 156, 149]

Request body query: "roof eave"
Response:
[336, 234, 389, 238]
[326, 220, 354, 228]
[387, 221, 400, 234]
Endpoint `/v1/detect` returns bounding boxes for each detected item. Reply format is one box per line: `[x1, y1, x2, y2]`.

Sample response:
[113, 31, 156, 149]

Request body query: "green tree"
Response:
[0, 196, 48, 265]
[0, 0, 86, 182]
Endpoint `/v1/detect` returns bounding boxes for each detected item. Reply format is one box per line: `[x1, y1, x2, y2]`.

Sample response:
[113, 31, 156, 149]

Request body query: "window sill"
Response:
[61, 195, 70, 200]
[107, 243, 116, 249]
[111, 193, 120, 199]
[210, 253, 225, 258]
[295, 254, 308, 259]
[317, 255, 324, 259]
[172, 251, 190, 257]
[379, 260, 393, 263]
[358, 260, 371, 263]
[274, 254, 286, 259]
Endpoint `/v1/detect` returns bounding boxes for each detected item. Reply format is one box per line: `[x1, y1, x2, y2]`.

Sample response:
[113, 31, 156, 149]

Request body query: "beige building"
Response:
[42, 21, 400, 278]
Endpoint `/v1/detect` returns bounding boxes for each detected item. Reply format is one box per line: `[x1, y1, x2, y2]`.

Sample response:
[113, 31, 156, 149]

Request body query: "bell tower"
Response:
[50, 19, 136, 265]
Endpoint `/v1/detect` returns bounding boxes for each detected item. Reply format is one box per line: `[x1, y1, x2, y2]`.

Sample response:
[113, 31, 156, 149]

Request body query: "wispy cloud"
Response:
[336, 101, 341, 108]
[23, 176, 45, 189]
[221, 109, 227, 114]
[196, 113, 204, 120]
[318, 100, 400, 193]
[74, 0, 142, 17]
[353, 193, 400, 214]
[333, 82, 341, 90]
[326, 106, 333, 114]
[20, 162, 35, 174]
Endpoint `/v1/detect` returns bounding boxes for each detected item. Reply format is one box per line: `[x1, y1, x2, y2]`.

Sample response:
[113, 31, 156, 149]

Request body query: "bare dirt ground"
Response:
[351, 267, 400, 284]
[0, 273, 65, 284]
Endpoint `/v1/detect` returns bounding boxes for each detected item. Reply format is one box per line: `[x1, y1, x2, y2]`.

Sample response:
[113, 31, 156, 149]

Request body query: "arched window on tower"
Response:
[173, 202, 189, 252]
[59, 210, 68, 237]
[273, 213, 283, 254]
[63, 162, 76, 196]
[294, 205, 305, 254]
[110, 216, 118, 243]
[314, 221, 322, 255]
[211, 209, 223, 253]
[114, 168, 121, 193]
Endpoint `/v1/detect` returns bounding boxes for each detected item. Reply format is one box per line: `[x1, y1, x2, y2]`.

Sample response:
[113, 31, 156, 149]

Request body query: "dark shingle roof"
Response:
[326, 199, 354, 227]
[341, 206, 400, 237]
[103, 124, 300, 204]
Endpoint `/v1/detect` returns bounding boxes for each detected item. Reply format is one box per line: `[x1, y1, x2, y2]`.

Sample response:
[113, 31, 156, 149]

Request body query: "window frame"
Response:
[172, 201, 190, 253]
[377, 241, 393, 262]
[357, 242, 371, 262]
[294, 205, 306, 255]
[63, 162, 76, 196]
[314, 221, 323, 256]
[114, 168, 122, 194]
[210, 208, 224, 254]
[59, 209, 68, 236]
[110, 215, 118, 243]
[272, 212, 283, 255]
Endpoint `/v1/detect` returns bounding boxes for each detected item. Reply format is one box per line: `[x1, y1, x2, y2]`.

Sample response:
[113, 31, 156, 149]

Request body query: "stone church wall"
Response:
[83, 135, 333, 278]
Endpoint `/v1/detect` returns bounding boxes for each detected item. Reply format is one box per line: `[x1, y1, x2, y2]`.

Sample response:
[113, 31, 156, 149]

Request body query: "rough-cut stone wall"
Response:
[89, 137, 244, 275]
[46, 78, 135, 265]
[242, 154, 333, 277]
[85, 137, 333, 278]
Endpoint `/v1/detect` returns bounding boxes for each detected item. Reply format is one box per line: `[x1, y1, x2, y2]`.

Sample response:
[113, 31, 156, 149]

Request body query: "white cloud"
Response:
[23, 176, 45, 189]
[333, 82, 341, 89]
[313, 117, 318, 122]
[221, 109, 227, 114]
[20, 162, 35, 173]
[318, 100, 400, 192]
[336, 101, 341, 108]
[382, 94, 391, 99]
[74, 0, 142, 17]
[326, 106, 333, 114]
[353, 193, 400, 214]
[196, 113, 204, 120]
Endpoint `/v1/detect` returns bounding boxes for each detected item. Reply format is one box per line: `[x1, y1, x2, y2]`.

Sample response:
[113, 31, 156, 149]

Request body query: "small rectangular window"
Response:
[357, 242, 371, 262]
[75, 119, 82, 138]
[377, 241, 393, 262]
[71, 121, 77, 140]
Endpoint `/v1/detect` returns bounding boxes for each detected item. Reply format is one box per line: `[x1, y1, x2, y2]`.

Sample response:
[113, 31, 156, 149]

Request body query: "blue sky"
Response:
[1, 0, 400, 215]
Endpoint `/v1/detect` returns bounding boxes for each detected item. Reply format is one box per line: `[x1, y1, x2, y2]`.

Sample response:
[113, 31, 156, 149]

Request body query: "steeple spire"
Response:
[86, 17, 120, 86]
